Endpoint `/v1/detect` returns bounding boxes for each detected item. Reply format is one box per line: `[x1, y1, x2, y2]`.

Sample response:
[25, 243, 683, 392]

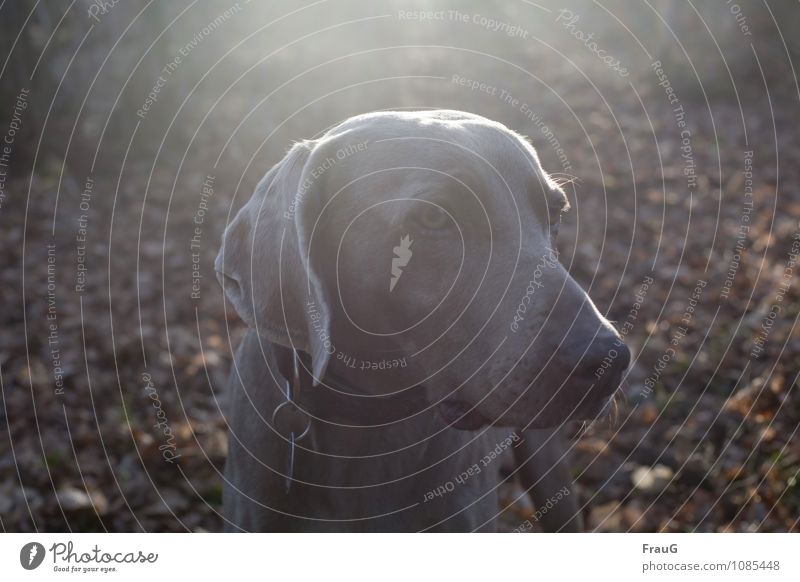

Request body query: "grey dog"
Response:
[215, 110, 630, 532]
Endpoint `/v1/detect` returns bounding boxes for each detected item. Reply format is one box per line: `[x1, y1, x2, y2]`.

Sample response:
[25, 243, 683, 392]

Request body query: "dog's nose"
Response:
[561, 333, 630, 392]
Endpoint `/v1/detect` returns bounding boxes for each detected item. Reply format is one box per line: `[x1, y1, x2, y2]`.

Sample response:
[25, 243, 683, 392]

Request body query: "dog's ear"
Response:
[217, 140, 333, 383]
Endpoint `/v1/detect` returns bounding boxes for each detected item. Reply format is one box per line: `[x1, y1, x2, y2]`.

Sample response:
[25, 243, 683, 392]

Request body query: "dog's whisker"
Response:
[549, 173, 582, 188]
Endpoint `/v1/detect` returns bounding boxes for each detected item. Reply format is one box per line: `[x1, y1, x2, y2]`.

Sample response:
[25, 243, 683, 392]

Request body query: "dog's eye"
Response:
[413, 205, 451, 232]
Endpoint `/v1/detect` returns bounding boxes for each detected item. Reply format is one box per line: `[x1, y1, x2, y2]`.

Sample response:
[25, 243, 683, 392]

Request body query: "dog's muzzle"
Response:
[561, 332, 630, 419]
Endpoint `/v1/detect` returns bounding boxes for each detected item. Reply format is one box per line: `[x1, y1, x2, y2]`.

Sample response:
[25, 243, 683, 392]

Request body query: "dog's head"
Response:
[216, 110, 629, 430]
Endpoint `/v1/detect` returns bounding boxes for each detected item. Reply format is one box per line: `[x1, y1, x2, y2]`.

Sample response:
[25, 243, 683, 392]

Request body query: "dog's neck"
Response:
[273, 343, 427, 424]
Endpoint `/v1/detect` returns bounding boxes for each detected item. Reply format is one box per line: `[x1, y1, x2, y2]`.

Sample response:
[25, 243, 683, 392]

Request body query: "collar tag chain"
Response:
[271, 350, 311, 494]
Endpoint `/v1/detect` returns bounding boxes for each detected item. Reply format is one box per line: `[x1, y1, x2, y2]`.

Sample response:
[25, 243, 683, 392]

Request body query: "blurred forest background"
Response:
[1, 0, 799, 532]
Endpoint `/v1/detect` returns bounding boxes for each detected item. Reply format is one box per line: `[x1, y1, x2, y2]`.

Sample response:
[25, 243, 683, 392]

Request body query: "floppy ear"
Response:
[218, 140, 333, 383]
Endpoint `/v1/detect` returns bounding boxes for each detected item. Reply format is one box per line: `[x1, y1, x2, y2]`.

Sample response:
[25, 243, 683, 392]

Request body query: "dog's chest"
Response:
[281, 425, 504, 531]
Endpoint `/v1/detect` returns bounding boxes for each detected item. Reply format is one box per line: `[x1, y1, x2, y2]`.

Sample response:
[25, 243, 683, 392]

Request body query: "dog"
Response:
[215, 110, 630, 531]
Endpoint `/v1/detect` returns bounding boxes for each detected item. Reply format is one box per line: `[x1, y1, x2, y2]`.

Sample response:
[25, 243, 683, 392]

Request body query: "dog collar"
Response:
[272, 344, 426, 493]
